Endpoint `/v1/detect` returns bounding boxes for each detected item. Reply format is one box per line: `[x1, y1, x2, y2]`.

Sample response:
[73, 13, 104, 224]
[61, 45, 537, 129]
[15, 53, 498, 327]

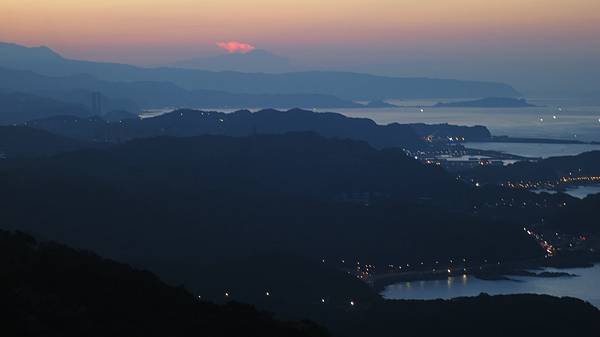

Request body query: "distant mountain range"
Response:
[0, 67, 361, 111]
[0, 42, 520, 101]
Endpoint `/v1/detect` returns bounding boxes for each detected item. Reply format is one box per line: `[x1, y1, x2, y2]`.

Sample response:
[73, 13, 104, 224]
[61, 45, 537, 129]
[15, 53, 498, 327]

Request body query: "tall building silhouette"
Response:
[91, 92, 102, 115]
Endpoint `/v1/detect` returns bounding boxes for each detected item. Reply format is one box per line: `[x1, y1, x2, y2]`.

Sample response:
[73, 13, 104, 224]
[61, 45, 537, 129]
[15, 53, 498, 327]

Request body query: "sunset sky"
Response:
[2, 0, 599, 94]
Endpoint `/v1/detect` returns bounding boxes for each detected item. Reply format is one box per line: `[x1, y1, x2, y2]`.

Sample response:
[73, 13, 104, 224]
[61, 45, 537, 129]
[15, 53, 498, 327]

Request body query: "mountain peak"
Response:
[172, 49, 295, 73]
[0, 42, 63, 60]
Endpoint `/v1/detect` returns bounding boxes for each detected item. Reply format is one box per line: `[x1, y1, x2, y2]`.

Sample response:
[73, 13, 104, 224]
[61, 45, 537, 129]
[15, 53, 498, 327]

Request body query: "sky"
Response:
[1, 0, 600, 96]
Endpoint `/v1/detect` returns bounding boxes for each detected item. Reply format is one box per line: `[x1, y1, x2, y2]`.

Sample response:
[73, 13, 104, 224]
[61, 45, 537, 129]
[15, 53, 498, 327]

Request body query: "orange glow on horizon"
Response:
[1, 0, 599, 63]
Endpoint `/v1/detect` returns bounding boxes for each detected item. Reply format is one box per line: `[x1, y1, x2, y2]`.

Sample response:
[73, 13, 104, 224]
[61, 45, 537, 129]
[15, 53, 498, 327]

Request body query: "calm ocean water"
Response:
[462, 142, 600, 158]
[381, 264, 600, 308]
[327, 99, 600, 143]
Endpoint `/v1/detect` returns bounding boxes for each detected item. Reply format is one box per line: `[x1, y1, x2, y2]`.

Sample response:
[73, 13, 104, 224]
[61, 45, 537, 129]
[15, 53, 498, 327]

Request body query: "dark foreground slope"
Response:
[0, 230, 327, 337]
[2, 230, 598, 337]
[343, 294, 600, 337]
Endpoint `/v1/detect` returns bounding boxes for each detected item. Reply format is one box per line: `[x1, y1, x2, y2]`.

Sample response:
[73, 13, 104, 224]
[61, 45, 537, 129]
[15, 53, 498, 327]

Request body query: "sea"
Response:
[328, 98, 600, 144]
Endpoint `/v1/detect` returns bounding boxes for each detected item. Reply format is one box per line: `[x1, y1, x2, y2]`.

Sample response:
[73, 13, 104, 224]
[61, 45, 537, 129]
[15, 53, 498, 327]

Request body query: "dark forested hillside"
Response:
[464, 151, 600, 185]
[0, 133, 540, 276]
[546, 193, 600, 233]
[339, 294, 600, 337]
[0, 126, 95, 158]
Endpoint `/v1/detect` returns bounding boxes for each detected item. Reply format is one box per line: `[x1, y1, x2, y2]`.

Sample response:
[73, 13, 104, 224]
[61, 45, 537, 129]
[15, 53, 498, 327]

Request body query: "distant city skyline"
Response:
[2, 0, 599, 96]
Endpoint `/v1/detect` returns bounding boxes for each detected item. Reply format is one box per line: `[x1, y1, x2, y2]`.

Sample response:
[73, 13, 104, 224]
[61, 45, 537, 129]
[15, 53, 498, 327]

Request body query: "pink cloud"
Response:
[216, 41, 256, 54]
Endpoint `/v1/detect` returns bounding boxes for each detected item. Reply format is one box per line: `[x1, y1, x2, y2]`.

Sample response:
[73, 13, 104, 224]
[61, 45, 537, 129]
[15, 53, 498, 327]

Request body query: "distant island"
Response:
[364, 100, 399, 108]
[435, 97, 536, 108]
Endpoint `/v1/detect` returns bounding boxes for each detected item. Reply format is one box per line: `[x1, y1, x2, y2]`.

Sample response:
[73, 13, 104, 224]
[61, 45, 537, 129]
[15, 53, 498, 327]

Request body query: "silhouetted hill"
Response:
[187, 254, 382, 317]
[24, 108, 492, 149]
[546, 193, 600, 234]
[0, 42, 520, 100]
[0, 229, 328, 337]
[24, 108, 424, 148]
[0, 126, 94, 158]
[178, 255, 600, 337]
[0, 91, 89, 125]
[339, 294, 600, 337]
[0, 67, 360, 109]
[435, 97, 536, 108]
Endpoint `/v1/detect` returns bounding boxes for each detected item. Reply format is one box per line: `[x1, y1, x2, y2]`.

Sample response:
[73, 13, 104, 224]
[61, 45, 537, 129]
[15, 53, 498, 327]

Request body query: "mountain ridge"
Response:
[0, 67, 361, 110]
[0, 42, 521, 100]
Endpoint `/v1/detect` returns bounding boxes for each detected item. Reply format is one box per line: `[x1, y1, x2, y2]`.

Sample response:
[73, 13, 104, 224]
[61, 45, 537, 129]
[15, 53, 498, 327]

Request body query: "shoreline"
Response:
[370, 255, 600, 292]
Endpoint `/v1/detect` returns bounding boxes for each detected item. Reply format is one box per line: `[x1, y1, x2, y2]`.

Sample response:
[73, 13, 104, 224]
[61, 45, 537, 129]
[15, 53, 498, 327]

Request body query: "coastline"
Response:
[370, 254, 600, 292]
